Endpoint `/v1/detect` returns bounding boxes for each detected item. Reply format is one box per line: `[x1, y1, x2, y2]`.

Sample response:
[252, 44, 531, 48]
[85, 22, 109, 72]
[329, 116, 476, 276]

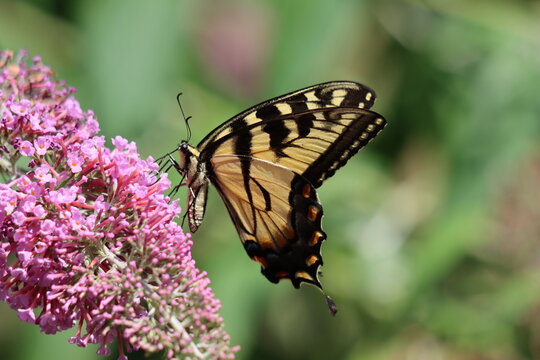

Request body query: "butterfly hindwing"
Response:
[208, 155, 326, 288]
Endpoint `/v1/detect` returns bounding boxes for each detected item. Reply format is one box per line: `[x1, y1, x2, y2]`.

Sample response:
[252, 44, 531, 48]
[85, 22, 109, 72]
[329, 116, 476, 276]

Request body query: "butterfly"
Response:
[162, 81, 386, 315]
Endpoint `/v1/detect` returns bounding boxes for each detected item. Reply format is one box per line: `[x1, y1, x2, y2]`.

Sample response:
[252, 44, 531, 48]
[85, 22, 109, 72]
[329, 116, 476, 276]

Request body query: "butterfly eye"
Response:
[179, 141, 189, 152]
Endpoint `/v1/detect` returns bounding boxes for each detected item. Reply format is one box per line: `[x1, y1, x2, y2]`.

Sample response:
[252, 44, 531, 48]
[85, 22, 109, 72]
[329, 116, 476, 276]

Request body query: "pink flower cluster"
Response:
[0, 50, 237, 359]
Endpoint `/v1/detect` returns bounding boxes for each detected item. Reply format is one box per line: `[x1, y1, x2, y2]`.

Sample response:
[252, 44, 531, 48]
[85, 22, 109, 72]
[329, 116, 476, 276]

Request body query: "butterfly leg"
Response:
[154, 149, 183, 188]
[157, 151, 189, 199]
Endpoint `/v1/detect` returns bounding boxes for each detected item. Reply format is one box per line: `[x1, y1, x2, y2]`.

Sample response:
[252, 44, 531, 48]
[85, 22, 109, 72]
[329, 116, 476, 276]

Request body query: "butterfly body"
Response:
[173, 81, 386, 315]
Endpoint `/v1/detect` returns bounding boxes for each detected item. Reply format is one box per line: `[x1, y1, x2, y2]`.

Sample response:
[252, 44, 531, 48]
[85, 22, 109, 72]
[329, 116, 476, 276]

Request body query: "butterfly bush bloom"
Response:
[0, 50, 237, 359]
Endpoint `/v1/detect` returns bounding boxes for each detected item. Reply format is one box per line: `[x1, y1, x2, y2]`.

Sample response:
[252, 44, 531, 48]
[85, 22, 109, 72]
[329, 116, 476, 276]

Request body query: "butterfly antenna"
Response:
[176, 92, 192, 142]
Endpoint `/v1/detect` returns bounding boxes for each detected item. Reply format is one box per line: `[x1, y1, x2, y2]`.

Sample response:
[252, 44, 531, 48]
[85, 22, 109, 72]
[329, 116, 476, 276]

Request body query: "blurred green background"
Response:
[2, 0, 540, 359]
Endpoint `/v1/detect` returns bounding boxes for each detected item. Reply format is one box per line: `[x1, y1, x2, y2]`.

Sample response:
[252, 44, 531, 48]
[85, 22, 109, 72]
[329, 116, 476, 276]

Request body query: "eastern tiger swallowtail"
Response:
[163, 81, 386, 315]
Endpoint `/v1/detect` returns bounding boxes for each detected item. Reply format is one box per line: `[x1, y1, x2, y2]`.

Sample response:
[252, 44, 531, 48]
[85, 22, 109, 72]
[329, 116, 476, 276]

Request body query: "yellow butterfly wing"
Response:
[208, 155, 327, 290]
[198, 82, 386, 188]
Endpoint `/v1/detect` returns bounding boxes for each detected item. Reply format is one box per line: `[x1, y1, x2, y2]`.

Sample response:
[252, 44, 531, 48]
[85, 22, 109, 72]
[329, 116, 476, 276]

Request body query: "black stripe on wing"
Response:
[231, 118, 261, 235]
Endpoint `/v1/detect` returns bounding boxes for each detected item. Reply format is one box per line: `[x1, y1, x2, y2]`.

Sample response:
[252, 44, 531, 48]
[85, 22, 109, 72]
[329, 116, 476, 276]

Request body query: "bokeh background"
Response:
[1, 0, 540, 359]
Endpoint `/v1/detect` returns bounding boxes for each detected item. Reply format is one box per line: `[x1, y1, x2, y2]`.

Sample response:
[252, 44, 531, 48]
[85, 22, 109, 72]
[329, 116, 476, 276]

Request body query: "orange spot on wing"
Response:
[253, 256, 268, 268]
[307, 205, 318, 221]
[275, 271, 289, 279]
[295, 271, 314, 282]
[309, 231, 324, 246]
[306, 255, 318, 266]
[302, 184, 311, 198]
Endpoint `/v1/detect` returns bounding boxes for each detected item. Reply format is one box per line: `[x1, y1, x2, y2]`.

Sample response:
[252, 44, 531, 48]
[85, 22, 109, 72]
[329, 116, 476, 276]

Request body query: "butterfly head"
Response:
[177, 140, 201, 179]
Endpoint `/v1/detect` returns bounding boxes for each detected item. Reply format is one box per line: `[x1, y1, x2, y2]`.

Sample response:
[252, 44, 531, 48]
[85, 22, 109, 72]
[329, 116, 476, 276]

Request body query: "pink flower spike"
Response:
[0, 50, 237, 360]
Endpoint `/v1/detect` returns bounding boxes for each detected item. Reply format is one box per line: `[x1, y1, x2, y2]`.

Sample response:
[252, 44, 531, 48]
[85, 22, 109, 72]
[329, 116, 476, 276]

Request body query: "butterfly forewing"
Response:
[201, 107, 386, 188]
[197, 81, 378, 152]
